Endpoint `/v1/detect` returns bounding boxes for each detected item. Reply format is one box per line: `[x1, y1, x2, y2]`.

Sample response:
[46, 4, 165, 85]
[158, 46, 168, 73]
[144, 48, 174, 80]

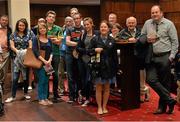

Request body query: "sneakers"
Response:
[67, 98, 74, 103]
[118, 89, 121, 93]
[39, 100, 53, 106]
[81, 100, 90, 107]
[5, 97, 15, 103]
[28, 86, 32, 90]
[59, 92, 64, 96]
[39, 100, 49, 106]
[45, 99, 53, 105]
[24, 95, 31, 100]
[5, 95, 30, 103]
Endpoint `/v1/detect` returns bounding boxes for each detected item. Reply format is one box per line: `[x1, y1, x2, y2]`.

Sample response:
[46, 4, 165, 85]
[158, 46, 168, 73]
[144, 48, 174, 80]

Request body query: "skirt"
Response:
[95, 76, 116, 84]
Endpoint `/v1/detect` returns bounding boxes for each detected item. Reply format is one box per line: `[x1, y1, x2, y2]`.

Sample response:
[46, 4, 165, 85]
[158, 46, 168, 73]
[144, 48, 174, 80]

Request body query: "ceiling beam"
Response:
[30, 0, 100, 5]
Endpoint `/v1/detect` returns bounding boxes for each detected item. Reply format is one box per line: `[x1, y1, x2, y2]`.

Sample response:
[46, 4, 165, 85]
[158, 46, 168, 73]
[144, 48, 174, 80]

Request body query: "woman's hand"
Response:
[47, 59, 52, 65]
[95, 48, 103, 53]
[15, 49, 19, 54]
[43, 60, 48, 65]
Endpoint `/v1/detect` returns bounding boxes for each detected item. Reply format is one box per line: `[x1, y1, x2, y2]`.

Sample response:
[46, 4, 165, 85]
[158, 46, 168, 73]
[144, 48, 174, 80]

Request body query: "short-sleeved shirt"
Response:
[66, 26, 84, 54]
[10, 30, 34, 57]
[47, 24, 63, 56]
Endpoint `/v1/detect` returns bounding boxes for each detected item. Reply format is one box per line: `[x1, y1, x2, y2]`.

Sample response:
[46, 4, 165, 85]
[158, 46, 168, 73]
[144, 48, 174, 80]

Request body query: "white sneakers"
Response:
[39, 99, 53, 106]
[24, 95, 31, 100]
[81, 100, 90, 107]
[5, 97, 15, 103]
[28, 86, 32, 90]
[5, 95, 31, 103]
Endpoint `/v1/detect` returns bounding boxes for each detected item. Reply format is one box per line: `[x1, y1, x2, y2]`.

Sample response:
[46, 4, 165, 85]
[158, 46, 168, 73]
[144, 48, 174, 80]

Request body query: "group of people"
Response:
[0, 4, 179, 115]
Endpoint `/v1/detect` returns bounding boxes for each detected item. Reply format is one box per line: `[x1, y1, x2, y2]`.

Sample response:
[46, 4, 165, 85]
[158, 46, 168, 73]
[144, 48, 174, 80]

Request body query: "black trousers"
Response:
[52, 55, 60, 98]
[146, 53, 173, 109]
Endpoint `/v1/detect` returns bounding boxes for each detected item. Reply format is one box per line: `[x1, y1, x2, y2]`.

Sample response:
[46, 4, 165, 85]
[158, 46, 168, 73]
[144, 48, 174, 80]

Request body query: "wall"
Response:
[160, 0, 180, 38]
[0, 1, 8, 16]
[30, 4, 100, 29]
[100, 0, 158, 28]
[101, 0, 180, 38]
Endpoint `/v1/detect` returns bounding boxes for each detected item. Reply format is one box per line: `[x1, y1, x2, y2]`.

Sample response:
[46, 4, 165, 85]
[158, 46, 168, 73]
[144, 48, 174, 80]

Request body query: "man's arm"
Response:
[66, 36, 77, 47]
[169, 22, 179, 60]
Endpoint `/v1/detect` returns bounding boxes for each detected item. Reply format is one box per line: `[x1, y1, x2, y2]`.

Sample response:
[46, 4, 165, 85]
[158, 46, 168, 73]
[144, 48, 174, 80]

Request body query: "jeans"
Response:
[66, 53, 84, 100]
[37, 67, 49, 100]
[58, 56, 65, 92]
[11, 68, 29, 98]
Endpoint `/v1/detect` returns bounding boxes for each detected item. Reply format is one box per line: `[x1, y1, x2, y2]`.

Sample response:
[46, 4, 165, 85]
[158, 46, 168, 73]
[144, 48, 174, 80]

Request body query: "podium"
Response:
[116, 41, 140, 110]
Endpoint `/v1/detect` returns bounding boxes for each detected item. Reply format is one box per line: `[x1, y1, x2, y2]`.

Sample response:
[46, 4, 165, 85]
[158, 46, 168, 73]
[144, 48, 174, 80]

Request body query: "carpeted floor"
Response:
[60, 79, 180, 121]
[61, 90, 180, 121]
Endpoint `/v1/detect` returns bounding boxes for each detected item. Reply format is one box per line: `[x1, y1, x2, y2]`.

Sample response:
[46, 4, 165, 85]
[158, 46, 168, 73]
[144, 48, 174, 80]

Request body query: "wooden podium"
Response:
[116, 40, 140, 110]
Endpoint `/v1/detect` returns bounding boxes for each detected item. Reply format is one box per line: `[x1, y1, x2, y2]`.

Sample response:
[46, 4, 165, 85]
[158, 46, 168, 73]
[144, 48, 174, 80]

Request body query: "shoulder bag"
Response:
[23, 38, 45, 69]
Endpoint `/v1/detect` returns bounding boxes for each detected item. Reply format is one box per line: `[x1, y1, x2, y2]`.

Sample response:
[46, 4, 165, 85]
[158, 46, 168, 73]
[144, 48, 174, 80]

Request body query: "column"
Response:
[8, 0, 30, 31]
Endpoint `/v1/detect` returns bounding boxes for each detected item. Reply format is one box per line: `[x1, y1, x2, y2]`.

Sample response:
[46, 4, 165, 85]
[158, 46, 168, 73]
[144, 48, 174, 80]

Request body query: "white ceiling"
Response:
[30, 0, 100, 5]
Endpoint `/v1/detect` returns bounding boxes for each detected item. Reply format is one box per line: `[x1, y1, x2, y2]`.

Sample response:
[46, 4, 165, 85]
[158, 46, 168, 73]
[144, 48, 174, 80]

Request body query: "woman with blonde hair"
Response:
[33, 23, 53, 105]
[77, 17, 98, 106]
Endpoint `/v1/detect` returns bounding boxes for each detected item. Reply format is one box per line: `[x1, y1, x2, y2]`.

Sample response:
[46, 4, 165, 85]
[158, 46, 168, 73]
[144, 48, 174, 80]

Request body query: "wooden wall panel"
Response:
[134, 1, 158, 13]
[160, 0, 180, 12]
[101, 0, 133, 28]
[164, 12, 180, 38]
[101, 0, 159, 27]
[134, 1, 158, 27]
[30, 4, 100, 29]
[0, 1, 8, 16]
[134, 13, 150, 27]
[160, 0, 180, 38]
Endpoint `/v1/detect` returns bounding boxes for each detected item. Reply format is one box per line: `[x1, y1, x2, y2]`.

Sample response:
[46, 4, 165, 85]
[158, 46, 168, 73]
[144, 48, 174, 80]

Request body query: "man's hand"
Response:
[128, 37, 137, 43]
[147, 37, 157, 43]
[169, 55, 174, 62]
[51, 37, 62, 45]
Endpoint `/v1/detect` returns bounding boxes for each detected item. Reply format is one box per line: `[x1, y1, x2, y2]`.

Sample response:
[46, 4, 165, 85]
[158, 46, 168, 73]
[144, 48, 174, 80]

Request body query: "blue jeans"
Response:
[37, 67, 49, 100]
[11, 67, 29, 98]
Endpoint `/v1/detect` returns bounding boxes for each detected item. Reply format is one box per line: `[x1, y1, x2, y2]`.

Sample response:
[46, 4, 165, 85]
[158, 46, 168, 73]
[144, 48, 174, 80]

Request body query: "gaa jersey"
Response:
[47, 24, 63, 56]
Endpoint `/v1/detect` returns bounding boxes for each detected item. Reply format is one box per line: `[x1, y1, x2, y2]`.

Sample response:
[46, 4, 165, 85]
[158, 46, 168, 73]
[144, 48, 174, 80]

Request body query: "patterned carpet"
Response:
[60, 79, 180, 121]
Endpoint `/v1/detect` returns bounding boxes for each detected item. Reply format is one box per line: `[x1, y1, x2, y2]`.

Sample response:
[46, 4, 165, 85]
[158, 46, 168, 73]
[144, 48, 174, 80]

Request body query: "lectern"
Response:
[116, 41, 140, 110]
